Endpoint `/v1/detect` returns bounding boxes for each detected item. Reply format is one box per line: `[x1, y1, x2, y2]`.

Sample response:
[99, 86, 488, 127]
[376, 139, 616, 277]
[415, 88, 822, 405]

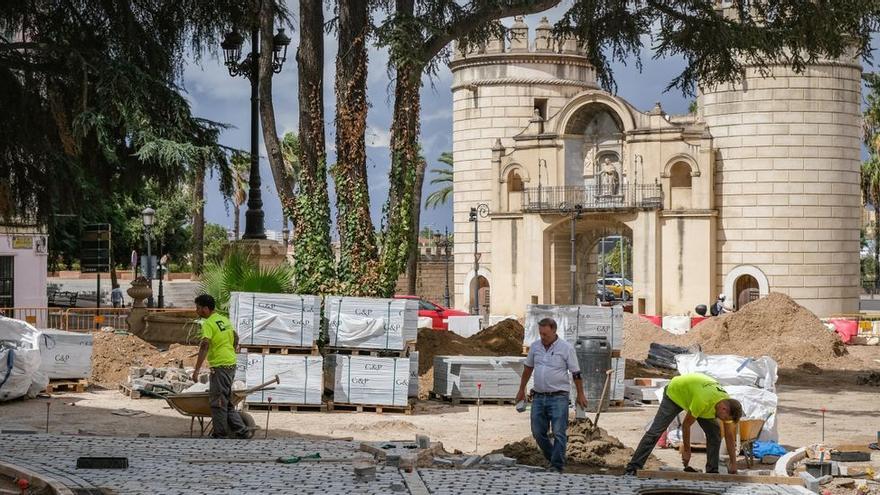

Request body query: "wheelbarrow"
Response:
[165, 375, 280, 438]
[739, 414, 771, 467]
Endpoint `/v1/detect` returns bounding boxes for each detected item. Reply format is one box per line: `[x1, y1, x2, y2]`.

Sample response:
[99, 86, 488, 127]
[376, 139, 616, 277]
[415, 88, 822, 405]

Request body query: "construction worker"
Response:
[192, 294, 248, 439]
[624, 373, 743, 475]
[515, 318, 589, 473]
[710, 294, 733, 316]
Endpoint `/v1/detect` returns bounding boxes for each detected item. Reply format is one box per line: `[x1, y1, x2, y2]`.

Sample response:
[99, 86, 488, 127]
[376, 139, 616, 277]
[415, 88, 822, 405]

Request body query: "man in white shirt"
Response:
[515, 318, 589, 473]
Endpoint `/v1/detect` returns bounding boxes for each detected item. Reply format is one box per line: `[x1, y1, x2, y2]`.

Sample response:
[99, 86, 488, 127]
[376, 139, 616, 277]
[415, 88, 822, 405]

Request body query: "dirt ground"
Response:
[3, 347, 879, 475]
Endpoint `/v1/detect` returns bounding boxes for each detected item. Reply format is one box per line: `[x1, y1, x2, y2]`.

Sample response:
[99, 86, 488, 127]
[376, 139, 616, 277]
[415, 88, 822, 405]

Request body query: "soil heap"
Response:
[498, 418, 657, 474]
[90, 331, 198, 386]
[415, 319, 524, 398]
[621, 292, 847, 369]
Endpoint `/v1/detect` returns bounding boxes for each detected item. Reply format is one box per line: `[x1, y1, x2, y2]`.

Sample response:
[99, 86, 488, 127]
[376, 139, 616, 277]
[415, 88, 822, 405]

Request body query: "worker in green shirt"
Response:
[192, 294, 248, 439]
[625, 373, 743, 475]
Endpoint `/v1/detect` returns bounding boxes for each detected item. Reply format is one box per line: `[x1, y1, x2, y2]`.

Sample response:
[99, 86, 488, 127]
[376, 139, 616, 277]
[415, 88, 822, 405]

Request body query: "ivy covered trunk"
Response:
[294, 0, 336, 293]
[191, 160, 205, 275]
[258, 0, 296, 226]
[332, 0, 378, 294]
[378, 63, 421, 296]
[405, 155, 426, 295]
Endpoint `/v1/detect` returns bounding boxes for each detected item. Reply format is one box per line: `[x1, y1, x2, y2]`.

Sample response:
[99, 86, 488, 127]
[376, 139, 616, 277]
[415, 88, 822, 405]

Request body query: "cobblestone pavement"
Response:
[1, 434, 811, 495]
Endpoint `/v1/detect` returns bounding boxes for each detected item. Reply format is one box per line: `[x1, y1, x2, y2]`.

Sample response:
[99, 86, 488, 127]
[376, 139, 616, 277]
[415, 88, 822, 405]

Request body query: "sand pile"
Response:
[415, 319, 525, 398]
[499, 418, 655, 473]
[622, 293, 847, 368]
[90, 331, 198, 386]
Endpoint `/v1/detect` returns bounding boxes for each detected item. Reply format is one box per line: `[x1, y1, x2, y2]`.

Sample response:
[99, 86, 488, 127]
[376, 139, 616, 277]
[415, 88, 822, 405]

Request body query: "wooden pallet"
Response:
[244, 402, 326, 413]
[118, 383, 144, 399]
[324, 346, 411, 358]
[326, 401, 412, 415]
[45, 379, 87, 394]
[428, 392, 515, 406]
[239, 344, 320, 356]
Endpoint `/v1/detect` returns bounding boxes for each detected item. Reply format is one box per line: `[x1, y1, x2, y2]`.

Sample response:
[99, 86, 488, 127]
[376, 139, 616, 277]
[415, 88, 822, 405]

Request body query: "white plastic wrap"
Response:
[662, 315, 691, 335]
[34, 329, 92, 379]
[325, 296, 418, 350]
[417, 317, 434, 329]
[0, 347, 44, 402]
[0, 317, 39, 348]
[447, 316, 482, 337]
[675, 353, 778, 392]
[244, 354, 323, 405]
[524, 305, 623, 349]
[433, 356, 527, 399]
[325, 355, 409, 406]
[229, 292, 321, 347]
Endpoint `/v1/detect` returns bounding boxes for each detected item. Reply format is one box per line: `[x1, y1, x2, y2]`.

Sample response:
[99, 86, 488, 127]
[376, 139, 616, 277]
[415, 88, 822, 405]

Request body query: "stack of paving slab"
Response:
[432, 356, 528, 400]
[34, 328, 93, 380]
[239, 353, 323, 405]
[324, 354, 410, 407]
[624, 377, 670, 403]
[229, 292, 321, 347]
[525, 304, 625, 402]
[324, 296, 418, 351]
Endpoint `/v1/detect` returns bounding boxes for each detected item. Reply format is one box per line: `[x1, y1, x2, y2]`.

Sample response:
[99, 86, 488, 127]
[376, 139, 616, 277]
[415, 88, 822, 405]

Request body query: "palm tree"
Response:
[862, 158, 880, 288]
[198, 247, 295, 314]
[424, 152, 453, 209]
[231, 152, 250, 241]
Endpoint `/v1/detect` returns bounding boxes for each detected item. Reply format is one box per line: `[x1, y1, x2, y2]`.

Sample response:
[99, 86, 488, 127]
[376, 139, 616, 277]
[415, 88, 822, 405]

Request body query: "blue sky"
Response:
[181, 6, 877, 237]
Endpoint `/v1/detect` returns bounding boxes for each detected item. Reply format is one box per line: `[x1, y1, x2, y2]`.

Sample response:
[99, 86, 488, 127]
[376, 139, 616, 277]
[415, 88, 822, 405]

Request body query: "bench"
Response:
[48, 291, 78, 308]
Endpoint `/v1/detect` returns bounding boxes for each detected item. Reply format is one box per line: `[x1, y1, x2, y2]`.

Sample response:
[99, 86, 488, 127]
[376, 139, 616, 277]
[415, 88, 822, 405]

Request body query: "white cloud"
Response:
[365, 125, 392, 148]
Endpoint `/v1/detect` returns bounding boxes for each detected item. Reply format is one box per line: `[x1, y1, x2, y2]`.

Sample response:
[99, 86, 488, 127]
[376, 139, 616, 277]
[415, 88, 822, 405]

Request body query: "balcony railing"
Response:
[521, 184, 663, 213]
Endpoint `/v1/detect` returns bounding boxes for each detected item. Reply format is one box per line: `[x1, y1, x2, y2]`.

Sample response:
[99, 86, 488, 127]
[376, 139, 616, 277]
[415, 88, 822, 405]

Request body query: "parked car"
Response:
[393, 295, 470, 330]
[597, 277, 633, 299]
[596, 286, 616, 303]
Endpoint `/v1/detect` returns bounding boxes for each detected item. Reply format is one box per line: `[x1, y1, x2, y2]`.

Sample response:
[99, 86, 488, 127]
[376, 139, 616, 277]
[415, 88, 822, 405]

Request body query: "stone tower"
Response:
[700, 43, 862, 314]
[449, 17, 594, 313]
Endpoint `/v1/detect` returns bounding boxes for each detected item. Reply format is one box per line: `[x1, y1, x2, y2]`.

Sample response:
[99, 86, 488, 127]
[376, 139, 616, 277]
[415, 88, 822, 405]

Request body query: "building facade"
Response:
[450, 16, 861, 318]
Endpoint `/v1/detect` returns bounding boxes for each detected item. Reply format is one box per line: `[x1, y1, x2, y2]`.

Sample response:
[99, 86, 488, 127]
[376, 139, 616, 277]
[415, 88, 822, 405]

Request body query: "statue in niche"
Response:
[600, 156, 620, 195]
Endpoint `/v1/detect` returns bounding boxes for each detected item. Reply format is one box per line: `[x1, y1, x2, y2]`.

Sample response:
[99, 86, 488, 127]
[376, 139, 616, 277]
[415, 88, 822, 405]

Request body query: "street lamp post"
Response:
[221, 25, 291, 240]
[468, 204, 490, 315]
[569, 204, 583, 305]
[434, 229, 452, 308]
[141, 206, 155, 308]
[282, 226, 290, 253]
[158, 253, 168, 309]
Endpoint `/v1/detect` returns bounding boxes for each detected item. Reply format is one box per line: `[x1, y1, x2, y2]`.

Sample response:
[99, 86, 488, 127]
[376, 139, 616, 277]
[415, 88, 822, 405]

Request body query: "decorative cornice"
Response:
[452, 78, 597, 91]
[450, 52, 594, 71]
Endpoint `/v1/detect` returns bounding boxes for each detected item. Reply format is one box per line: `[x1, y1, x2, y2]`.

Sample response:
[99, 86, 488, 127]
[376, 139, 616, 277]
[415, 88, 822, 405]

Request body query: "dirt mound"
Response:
[415, 320, 525, 398]
[90, 331, 198, 386]
[498, 419, 657, 473]
[622, 293, 847, 369]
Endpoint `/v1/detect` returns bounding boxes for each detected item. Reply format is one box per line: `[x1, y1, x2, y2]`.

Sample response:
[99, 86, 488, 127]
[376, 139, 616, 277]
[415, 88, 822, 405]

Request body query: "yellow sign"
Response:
[12, 236, 32, 249]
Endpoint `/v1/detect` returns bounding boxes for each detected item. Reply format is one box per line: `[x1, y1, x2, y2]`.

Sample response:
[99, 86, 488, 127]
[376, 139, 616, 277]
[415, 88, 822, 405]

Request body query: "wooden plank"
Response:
[326, 401, 412, 415]
[239, 344, 320, 356]
[325, 347, 409, 358]
[636, 470, 804, 486]
[45, 379, 88, 394]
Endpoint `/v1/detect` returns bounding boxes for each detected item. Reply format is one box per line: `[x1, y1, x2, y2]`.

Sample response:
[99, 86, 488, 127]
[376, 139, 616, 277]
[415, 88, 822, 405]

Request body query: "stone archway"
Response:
[469, 275, 490, 316]
[723, 265, 770, 309]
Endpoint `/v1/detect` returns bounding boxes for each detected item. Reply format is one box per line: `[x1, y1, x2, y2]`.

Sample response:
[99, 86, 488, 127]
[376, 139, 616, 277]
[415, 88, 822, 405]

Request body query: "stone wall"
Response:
[395, 254, 455, 306]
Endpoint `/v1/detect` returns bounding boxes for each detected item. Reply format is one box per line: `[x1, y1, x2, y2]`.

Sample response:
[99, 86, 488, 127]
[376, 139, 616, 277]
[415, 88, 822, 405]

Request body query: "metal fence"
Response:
[0, 307, 195, 333]
[521, 184, 663, 213]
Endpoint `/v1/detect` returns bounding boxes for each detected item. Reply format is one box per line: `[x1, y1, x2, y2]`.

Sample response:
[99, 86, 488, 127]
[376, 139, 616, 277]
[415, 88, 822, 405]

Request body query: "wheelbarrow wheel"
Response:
[239, 412, 257, 439]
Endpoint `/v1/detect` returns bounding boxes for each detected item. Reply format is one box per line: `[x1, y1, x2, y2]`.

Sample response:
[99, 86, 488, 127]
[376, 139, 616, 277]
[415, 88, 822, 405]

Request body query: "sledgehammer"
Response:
[592, 369, 614, 429]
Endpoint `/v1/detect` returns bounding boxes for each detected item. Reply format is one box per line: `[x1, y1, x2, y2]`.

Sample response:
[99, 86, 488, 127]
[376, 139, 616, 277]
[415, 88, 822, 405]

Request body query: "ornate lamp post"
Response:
[468, 204, 490, 315]
[141, 206, 155, 308]
[434, 229, 453, 308]
[221, 25, 291, 240]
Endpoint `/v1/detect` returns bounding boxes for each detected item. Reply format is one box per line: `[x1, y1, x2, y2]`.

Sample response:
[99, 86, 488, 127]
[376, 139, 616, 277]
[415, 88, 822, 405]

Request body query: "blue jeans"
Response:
[530, 393, 570, 471]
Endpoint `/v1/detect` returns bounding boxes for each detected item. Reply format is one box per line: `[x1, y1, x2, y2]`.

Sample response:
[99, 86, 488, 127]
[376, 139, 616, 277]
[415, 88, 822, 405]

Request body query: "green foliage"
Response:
[203, 223, 230, 265]
[198, 247, 295, 314]
[424, 151, 454, 209]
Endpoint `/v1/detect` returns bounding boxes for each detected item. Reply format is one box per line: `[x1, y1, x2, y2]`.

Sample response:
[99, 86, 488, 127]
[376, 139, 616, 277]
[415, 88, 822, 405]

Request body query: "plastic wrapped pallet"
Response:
[325, 296, 418, 350]
[34, 329, 92, 379]
[524, 304, 623, 349]
[408, 351, 419, 398]
[0, 317, 39, 348]
[447, 316, 482, 337]
[245, 354, 323, 405]
[0, 347, 48, 402]
[325, 355, 409, 407]
[433, 356, 527, 399]
[229, 292, 321, 347]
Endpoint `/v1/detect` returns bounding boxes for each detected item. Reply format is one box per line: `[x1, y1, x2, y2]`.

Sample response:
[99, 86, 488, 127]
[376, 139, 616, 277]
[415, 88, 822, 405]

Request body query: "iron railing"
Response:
[521, 184, 663, 213]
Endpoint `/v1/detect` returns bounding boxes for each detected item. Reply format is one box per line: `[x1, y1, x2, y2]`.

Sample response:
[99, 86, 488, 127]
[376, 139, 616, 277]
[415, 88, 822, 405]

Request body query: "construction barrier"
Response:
[639, 314, 662, 327]
[0, 307, 194, 333]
